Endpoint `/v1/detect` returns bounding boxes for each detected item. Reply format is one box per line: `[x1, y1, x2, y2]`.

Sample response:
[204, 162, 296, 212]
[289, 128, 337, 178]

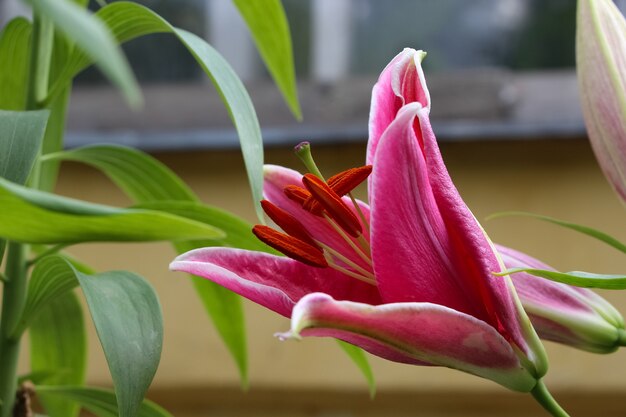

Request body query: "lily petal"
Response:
[367, 48, 430, 166]
[281, 293, 536, 392]
[371, 103, 545, 372]
[577, 0, 626, 204]
[170, 248, 381, 317]
[498, 244, 625, 353]
[264, 164, 371, 270]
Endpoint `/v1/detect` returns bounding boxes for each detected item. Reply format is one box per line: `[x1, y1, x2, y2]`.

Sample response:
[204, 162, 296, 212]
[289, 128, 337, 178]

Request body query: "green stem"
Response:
[0, 244, 29, 417]
[530, 379, 570, 417]
[0, 12, 53, 416]
[617, 329, 626, 346]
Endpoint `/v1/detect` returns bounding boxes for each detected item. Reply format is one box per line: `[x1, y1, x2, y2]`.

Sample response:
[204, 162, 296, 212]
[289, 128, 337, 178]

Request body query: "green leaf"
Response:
[27, 0, 141, 107]
[46, 145, 196, 202]
[232, 0, 301, 119]
[336, 341, 376, 398]
[30, 292, 87, 417]
[34, 386, 173, 417]
[487, 211, 626, 255]
[47, 145, 252, 382]
[0, 177, 224, 243]
[52, 2, 264, 221]
[0, 110, 49, 185]
[500, 268, 626, 290]
[77, 270, 163, 417]
[14, 256, 79, 336]
[0, 18, 32, 110]
[136, 201, 270, 252]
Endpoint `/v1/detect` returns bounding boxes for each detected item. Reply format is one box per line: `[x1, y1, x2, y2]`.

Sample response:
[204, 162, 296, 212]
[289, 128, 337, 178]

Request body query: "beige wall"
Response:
[18, 139, 626, 400]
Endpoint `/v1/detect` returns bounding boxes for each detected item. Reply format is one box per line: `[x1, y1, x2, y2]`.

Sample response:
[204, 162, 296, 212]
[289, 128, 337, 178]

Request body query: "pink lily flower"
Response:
[498, 244, 626, 353]
[171, 49, 551, 394]
[577, 0, 626, 204]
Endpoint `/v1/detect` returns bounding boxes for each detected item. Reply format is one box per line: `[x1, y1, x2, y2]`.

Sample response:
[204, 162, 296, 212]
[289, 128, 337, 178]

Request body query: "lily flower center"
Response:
[253, 144, 375, 286]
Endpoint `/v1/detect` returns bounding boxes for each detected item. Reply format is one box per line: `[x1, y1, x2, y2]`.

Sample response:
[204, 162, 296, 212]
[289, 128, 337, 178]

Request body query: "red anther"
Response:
[260, 200, 319, 248]
[301, 174, 363, 237]
[284, 185, 324, 216]
[252, 225, 328, 268]
[327, 165, 373, 197]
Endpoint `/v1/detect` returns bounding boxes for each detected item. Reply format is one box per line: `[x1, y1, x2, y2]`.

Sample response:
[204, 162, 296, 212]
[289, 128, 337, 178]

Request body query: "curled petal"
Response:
[498, 244, 625, 353]
[367, 48, 430, 166]
[281, 293, 537, 392]
[170, 248, 381, 317]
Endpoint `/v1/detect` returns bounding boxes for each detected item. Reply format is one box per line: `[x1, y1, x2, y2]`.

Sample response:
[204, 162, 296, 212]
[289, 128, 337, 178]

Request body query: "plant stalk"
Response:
[0, 243, 29, 417]
[0, 11, 53, 416]
[530, 379, 570, 417]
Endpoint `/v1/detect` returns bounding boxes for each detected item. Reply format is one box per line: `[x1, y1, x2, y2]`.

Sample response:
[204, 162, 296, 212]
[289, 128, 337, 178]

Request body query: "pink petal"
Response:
[263, 165, 371, 271]
[498, 244, 624, 352]
[577, 0, 626, 203]
[170, 248, 382, 317]
[370, 103, 545, 372]
[367, 48, 430, 166]
[281, 293, 536, 392]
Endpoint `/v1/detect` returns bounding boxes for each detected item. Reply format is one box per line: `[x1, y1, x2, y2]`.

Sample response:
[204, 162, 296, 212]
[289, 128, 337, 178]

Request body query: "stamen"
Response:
[316, 241, 374, 280]
[302, 174, 363, 237]
[322, 213, 372, 267]
[260, 200, 320, 248]
[323, 252, 377, 286]
[327, 165, 373, 196]
[252, 225, 328, 268]
[283, 185, 324, 216]
[348, 192, 370, 235]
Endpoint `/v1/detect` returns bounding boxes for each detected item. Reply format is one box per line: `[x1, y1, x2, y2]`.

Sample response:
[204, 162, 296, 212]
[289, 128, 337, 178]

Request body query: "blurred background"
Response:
[3, 0, 626, 415]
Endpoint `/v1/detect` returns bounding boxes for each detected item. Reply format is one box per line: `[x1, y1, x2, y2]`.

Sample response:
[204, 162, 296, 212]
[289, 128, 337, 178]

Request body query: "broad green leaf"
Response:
[0, 18, 32, 110]
[31, 292, 87, 417]
[27, 0, 141, 107]
[47, 145, 251, 382]
[46, 145, 196, 202]
[232, 0, 301, 119]
[77, 270, 163, 417]
[336, 341, 375, 398]
[34, 386, 172, 417]
[500, 268, 626, 290]
[0, 177, 224, 243]
[0, 110, 49, 185]
[487, 211, 626, 255]
[52, 2, 264, 221]
[15, 256, 79, 336]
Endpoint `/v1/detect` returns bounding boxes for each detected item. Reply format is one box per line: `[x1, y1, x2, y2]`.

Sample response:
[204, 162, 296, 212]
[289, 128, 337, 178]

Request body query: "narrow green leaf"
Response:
[77, 270, 163, 417]
[336, 341, 376, 398]
[30, 292, 87, 417]
[53, 2, 264, 221]
[232, 0, 301, 119]
[0, 18, 32, 110]
[500, 268, 626, 290]
[0, 110, 49, 185]
[15, 256, 79, 336]
[189, 276, 248, 386]
[176, 28, 264, 221]
[34, 386, 173, 417]
[0, 177, 224, 243]
[46, 145, 196, 202]
[27, 0, 141, 107]
[136, 201, 270, 252]
[487, 211, 626, 255]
